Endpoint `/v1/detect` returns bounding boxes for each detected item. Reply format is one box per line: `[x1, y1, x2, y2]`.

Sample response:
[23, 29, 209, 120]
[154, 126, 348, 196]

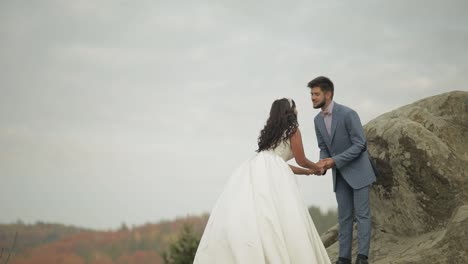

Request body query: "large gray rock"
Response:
[323, 91, 468, 263]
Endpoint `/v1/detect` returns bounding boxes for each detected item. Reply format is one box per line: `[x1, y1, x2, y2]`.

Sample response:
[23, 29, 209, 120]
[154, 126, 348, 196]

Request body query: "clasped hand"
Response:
[307, 158, 335, 176]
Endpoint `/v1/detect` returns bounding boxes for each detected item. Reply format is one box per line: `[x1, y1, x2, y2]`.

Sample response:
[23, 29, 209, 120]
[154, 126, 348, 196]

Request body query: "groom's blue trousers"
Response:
[335, 170, 372, 259]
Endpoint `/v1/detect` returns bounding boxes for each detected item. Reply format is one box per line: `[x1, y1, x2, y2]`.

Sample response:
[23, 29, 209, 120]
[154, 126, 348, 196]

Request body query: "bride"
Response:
[194, 98, 331, 264]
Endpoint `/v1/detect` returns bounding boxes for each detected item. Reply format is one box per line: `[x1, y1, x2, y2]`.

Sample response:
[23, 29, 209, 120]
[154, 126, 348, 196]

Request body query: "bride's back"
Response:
[270, 138, 294, 161]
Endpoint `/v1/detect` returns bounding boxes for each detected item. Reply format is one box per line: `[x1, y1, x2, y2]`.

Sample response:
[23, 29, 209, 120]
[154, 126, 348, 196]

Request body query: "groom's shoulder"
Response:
[336, 102, 356, 115]
[313, 112, 325, 122]
[313, 112, 321, 121]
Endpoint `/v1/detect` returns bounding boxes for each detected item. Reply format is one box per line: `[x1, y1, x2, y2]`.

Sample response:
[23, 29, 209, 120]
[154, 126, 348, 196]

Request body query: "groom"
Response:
[308, 76, 376, 264]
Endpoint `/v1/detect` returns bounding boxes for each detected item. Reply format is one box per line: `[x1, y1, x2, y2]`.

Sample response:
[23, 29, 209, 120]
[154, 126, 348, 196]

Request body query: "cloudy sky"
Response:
[1, 0, 466, 230]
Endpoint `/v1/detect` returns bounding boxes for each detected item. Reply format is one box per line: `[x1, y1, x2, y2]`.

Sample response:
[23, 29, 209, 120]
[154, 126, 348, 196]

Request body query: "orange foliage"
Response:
[7, 214, 208, 264]
[116, 250, 162, 264]
[13, 252, 85, 264]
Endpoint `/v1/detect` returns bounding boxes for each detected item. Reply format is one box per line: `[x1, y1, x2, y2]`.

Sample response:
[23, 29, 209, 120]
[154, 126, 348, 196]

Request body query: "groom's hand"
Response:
[321, 158, 335, 170]
[325, 158, 335, 170]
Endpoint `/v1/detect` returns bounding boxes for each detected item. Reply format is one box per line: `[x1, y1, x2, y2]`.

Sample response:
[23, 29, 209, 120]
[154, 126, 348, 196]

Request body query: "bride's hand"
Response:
[316, 167, 325, 176]
[307, 168, 323, 176]
[314, 161, 327, 176]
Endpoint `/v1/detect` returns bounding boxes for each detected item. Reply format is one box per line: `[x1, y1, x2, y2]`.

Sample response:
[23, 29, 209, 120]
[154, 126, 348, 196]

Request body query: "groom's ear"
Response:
[325, 91, 333, 100]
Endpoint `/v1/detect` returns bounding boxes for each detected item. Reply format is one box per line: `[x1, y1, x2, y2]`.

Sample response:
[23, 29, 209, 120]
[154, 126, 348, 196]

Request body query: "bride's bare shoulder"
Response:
[290, 127, 301, 139]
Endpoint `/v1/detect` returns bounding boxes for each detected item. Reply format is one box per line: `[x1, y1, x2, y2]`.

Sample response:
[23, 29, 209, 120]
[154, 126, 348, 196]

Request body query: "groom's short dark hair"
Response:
[307, 76, 334, 97]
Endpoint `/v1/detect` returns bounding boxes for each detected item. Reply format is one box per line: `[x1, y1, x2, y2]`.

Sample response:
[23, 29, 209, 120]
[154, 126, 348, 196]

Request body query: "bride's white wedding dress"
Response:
[194, 139, 331, 264]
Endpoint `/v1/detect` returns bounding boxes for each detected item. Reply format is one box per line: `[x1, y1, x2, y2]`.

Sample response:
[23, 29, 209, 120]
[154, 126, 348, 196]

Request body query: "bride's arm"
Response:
[290, 128, 320, 171]
[289, 164, 313, 175]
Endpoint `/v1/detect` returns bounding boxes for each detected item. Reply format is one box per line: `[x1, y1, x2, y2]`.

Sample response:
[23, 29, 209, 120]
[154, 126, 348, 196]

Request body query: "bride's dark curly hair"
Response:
[256, 98, 299, 152]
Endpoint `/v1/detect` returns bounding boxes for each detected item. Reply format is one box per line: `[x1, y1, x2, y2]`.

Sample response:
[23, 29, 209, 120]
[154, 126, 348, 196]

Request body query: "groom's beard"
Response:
[313, 99, 326, 109]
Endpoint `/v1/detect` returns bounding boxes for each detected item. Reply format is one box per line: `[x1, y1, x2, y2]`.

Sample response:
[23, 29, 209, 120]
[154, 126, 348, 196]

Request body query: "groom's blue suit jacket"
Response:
[314, 102, 376, 192]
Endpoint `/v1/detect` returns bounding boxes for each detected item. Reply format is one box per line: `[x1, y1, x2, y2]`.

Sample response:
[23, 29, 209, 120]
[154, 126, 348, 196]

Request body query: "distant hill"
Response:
[0, 221, 88, 254]
[1, 215, 208, 264]
[1, 207, 336, 264]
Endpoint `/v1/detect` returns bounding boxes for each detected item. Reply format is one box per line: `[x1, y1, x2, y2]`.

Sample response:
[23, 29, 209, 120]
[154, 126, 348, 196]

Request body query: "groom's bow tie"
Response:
[321, 110, 332, 117]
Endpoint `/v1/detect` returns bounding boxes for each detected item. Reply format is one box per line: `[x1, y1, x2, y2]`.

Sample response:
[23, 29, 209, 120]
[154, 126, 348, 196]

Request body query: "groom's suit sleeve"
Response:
[314, 119, 331, 159]
[333, 110, 367, 169]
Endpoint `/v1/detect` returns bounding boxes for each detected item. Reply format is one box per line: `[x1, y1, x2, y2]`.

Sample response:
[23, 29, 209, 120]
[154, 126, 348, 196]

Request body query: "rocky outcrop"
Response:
[323, 91, 468, 263]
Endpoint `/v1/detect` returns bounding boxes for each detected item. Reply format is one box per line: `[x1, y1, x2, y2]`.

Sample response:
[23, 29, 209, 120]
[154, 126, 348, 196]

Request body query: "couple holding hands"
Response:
[194, 76, 376, 264]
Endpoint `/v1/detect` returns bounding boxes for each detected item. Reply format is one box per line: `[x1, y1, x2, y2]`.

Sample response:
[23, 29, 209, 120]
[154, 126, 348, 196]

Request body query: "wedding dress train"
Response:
[194, 139, 331, 264]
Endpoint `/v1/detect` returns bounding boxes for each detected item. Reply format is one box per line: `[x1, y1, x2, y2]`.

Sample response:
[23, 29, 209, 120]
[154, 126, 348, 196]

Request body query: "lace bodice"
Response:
[270, 139, 294, 161]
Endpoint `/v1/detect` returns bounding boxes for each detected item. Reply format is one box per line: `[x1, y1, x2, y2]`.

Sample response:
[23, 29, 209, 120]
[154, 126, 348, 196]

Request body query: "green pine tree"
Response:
[162, 224, 201, 264]
[308, 206, 338, 235]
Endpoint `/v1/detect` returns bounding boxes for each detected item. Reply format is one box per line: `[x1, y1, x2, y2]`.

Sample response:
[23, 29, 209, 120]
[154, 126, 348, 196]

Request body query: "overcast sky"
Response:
[1, 0, 467, 230]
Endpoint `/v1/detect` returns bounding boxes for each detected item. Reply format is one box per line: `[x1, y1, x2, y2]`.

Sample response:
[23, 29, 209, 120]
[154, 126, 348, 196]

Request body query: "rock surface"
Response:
[322, 91, 468, 263]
